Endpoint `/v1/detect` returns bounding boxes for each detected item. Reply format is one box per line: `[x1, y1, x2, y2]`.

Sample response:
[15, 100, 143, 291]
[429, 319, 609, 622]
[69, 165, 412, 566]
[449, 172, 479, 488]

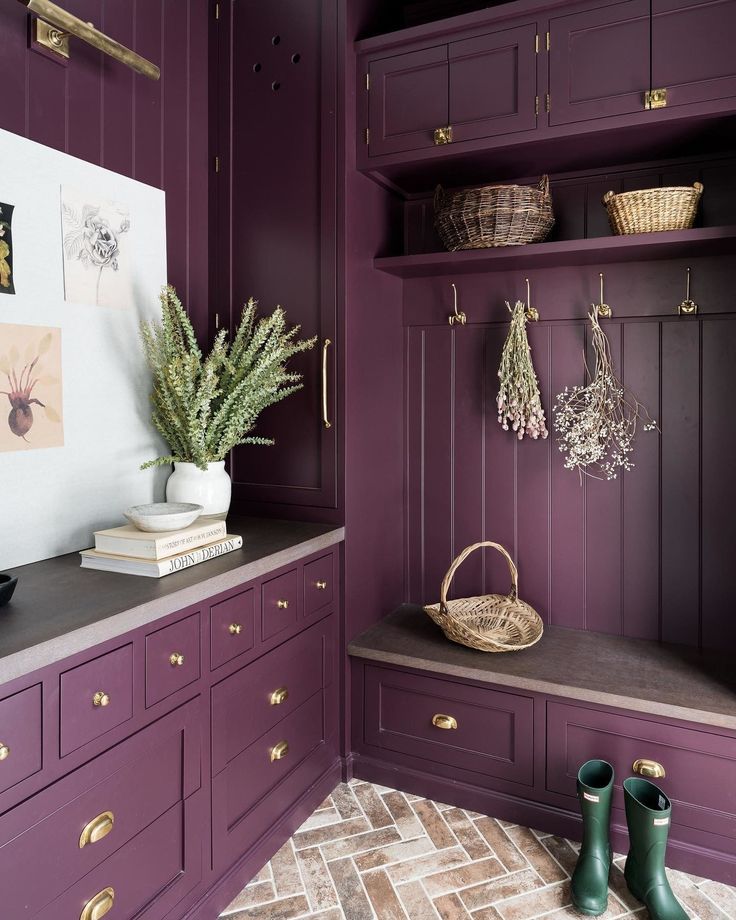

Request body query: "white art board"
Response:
[0, 127, 168, 568]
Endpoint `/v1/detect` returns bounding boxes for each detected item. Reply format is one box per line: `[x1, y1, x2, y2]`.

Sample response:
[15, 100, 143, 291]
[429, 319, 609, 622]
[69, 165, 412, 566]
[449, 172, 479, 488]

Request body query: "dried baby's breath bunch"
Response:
[554, 306, 657, 480]
[497, 300, 548, 440]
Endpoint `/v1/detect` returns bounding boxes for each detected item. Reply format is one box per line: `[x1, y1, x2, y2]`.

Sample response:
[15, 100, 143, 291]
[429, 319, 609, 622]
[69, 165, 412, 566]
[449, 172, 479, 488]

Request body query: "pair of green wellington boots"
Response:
[571, 759, 688, 919]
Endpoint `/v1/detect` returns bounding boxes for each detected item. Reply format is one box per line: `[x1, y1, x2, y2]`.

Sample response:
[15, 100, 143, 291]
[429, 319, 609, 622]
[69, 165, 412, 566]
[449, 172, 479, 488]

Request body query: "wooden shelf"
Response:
[374, 225, 736, 278]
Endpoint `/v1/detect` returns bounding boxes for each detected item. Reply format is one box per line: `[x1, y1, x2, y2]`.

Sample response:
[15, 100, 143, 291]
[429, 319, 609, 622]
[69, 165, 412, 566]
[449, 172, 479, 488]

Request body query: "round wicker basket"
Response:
[424, 542, 544, 653]
[603, 182, 703, 235]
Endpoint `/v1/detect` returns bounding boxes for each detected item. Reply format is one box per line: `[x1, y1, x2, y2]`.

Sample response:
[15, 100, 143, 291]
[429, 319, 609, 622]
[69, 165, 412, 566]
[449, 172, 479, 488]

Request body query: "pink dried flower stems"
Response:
[497, 300, 548, 441]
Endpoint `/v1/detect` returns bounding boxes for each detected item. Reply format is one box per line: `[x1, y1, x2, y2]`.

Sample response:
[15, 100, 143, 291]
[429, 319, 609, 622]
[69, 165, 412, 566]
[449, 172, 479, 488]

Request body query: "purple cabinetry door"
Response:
[449, 25, 538, 143]
[367, 46, 449, 157]
[548, 0, 650, 125]
[652, 0, 736, 108]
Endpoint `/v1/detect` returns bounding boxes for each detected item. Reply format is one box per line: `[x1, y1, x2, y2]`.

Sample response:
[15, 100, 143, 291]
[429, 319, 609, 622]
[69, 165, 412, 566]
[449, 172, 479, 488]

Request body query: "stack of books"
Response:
[80, 519, 243, 578]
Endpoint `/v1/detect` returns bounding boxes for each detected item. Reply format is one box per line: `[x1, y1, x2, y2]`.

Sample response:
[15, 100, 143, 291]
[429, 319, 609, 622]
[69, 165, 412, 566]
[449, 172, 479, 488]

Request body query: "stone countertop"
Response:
[348, 606, 736, 730]
[0, 516, 344, 683]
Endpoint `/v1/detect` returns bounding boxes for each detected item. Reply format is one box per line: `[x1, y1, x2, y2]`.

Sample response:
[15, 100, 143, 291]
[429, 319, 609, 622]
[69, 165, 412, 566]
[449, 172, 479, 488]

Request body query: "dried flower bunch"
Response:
[141, 286, 315, 470]
[497, 300, 548, 440]
[554, 306, 657, 480]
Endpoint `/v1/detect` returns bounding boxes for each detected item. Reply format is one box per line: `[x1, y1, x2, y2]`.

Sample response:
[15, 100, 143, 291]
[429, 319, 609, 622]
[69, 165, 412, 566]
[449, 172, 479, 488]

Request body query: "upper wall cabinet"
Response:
[366, 24, 539, 158]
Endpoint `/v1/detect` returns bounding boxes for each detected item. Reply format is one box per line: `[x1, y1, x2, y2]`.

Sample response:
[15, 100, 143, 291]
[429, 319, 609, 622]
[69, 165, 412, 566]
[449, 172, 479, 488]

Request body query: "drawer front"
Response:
[262, 569, 298, 640]
[547, 702, 736, 840]
[304, 552, 334, 619]
[60, 646, 133, 756]
[146, 612, 201, 707]
[0, 685, 42, 795]
[212, 616, 334, 774]
[0, 699, 199, 917]
[211, 588, 255, 670]
[364, 665, 534, 786]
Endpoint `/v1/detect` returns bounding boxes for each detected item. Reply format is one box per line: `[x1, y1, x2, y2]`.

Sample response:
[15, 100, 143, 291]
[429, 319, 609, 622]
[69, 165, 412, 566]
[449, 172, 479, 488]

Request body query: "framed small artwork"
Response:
[0, 203, 15, 295]
[61, 187, 133, 308]
[0, 323, 64, 452]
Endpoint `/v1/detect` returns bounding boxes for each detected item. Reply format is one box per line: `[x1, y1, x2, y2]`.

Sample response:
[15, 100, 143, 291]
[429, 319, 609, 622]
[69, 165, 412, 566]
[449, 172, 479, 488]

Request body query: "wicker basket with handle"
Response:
[423, 542, 544, 653]
[603, 182, 703, 235]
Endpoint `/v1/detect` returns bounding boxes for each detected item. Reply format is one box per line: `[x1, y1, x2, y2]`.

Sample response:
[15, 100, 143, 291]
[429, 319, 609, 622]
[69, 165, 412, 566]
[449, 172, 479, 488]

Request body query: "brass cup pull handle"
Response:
[277, 599, 289, 609]
[432, 713, 458, 731]
[322, 339, 332, 430]
[270, 740, 289, 762]
[270, 686, 289, 706]
[633, 758, 666, 779]
[316, 580, 328, 590]
[169, 652, 185, 667]
[80, 887, 115, 920]
[434, 125, 453, 145]
[92, 691, 110, 708]
[228, 623, 243, 635]
[0, 744, 9, 761]
[79, 811, 115, 849]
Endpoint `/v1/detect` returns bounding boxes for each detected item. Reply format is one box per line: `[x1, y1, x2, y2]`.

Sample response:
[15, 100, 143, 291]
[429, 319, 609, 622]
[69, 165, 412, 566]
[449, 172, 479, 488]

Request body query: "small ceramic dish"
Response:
[124, 502, 203, 533]
[0, 573, 18, 608]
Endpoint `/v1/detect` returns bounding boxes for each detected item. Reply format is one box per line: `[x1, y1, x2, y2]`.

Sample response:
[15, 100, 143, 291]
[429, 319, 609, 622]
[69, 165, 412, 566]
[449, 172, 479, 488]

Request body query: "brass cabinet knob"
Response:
[0, 744, 10, 761]
[80, 887, 115, 920]
[277, 599, 289, 609]
[269, 686, 289, 706]
[633, 758, 666, 779]
[434, 125, 453, 145]
[316, 580, 328, 590]
[432, 713, 458, 731]
[79, 811, 115, 849]
[92, 691, 110, 708]
[169, 652, 185, 667]
[228, 623, 243, 635]
[270, 740, 289, 762]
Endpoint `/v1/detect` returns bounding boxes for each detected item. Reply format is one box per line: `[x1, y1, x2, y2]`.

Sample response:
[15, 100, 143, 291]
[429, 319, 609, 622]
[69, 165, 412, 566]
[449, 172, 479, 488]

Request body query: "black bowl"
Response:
[0, 573, 18, 607]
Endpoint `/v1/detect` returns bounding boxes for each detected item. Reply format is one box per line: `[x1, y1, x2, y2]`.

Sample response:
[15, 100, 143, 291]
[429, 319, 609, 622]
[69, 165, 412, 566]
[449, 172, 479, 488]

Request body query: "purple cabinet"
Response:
[262, 568, 299, 640]
[304, 551, 335, 619]
[145, 613, 201, 708]
[548, 0, 650, 125]
[0, 685, 41, 795]
[210, 588, 255, 670]
[652, 0, 736, 108]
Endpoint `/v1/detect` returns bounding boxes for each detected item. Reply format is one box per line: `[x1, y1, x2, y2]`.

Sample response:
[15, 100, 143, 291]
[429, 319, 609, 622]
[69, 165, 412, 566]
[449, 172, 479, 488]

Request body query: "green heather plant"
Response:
[141, 285, 316, 470]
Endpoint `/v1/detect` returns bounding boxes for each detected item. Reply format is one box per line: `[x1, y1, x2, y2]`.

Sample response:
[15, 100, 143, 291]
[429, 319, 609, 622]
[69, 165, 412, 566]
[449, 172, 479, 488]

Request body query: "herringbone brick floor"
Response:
[220, 780, 736, 920]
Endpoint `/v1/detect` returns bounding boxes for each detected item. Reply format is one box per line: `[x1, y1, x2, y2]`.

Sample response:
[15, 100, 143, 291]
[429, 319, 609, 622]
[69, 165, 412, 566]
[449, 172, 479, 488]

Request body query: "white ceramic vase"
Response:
[165, 461, 232, 519]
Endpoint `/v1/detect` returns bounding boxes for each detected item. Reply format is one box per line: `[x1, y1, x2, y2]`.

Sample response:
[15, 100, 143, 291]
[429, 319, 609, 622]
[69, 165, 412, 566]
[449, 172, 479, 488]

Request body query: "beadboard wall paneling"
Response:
[0, 0, 210, 336]
[405, 313, 736, 650]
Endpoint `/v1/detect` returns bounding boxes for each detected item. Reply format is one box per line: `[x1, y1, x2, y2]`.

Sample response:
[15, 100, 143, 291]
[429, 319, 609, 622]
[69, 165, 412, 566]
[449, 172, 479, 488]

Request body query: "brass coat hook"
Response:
[448, 282, 467, 326]
[678, 267, 698, 315]
[525, 278, 539, 322]
[595, 272, 612, 318]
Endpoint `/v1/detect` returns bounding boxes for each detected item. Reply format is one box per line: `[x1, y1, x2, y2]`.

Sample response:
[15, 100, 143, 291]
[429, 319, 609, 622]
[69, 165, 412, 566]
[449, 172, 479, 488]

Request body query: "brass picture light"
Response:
[19, 0, 161, 81]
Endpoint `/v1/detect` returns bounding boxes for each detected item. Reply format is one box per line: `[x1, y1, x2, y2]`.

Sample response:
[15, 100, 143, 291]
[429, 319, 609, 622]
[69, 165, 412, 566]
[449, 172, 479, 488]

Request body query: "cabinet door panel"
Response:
[653, 0, 736, 108]
[449, 25, 538, 142]
[368, 46, 449, 157]
[549, 0, 650, 126]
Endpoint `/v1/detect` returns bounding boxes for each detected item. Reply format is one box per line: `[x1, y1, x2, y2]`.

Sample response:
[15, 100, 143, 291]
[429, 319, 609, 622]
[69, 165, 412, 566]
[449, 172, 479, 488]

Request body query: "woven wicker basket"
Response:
[434, 176, 554, 251]
[603, 182, 703, 235]
[424, 542, 544, 653]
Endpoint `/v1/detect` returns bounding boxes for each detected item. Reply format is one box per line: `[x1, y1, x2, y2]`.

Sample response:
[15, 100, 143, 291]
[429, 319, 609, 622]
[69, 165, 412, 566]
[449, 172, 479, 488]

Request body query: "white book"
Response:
[94, 520, 227, 560]
[80, 535, 243, 578]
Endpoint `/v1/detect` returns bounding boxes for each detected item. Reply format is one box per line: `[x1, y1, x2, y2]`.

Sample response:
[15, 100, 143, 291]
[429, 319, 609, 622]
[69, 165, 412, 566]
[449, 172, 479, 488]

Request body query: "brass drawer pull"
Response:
[270, 740, 289, 762]
[277, 599, 289, 609]
[80, 887, 115, 920]
[169, 652, 185, 667]
[316, 580, 328, 590]
[228, 623, 243, 635]
[633, 758, 666, 779]
[434, 125, 453, 145]
[270, 686, 289, 706]
[0, 743, 10, 761]
[79, 811, 115, 849]
[432, 713, 458, 731]
[92, 691, 110, 708]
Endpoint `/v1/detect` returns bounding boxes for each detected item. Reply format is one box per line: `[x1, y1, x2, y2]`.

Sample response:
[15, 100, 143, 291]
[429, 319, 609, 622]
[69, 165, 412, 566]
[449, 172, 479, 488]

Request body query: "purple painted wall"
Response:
[0, 0, 211, 338]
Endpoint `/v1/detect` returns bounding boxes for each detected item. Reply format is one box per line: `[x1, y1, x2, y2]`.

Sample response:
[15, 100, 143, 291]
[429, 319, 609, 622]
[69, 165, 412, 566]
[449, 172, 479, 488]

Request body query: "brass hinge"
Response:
[214, 155, 221, 173]
[535, 33, 539, 53]
[214, 2, 220, 20]
[364, 127, 370, 145]
[365, 73, 370, 91]
[535, 95, 539, 116]
[545, 93, 550, 113]
[546, 30, 550, 51]
[644, 87, 668, 110]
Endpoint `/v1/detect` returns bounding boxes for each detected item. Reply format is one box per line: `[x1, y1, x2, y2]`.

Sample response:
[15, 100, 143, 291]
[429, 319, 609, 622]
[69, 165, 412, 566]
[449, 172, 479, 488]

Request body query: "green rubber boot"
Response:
[623, 777, 688, 920]
[571, 760, 614, 916]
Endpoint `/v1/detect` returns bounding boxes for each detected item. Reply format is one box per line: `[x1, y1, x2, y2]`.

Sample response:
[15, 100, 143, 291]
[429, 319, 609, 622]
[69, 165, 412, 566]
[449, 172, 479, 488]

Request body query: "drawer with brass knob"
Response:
[304, 552, 335, 619]
[0, 684, 41, 794]
[211, 587, 255, 670]
[262, 569, 298, 640]
[61, 647, 133, 757]
[145, 613, 200, 708]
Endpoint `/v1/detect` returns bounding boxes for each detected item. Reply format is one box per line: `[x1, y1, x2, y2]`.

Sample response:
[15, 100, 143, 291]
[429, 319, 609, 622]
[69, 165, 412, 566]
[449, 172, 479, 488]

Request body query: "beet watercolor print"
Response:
[61, 187, 133, 308]
[0, 324, 64, 452]
[0, 203, 15, 295]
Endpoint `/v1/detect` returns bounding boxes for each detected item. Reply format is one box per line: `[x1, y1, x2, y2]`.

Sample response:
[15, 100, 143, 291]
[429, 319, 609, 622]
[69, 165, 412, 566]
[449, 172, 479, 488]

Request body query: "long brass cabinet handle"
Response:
[0, 743, 9, 761]
[633, 758, 666, 779]
[79, 811, 115, 849]
[432, 713, 458, 731]
[322, 338, 332, 430]
[80, 887, 115, 920]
